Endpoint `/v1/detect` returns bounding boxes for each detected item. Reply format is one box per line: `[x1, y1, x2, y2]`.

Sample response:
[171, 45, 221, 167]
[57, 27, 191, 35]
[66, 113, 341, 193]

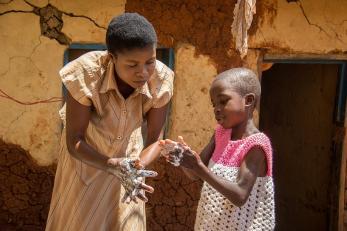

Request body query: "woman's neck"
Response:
[115, 73, 134, 99]
[230, 118, 259, 141]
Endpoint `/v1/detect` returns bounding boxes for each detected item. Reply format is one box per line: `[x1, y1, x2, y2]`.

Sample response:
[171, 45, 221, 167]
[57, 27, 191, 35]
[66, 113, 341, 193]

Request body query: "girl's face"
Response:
[111, 45, 156, 89]
[210, 79, 249, 129]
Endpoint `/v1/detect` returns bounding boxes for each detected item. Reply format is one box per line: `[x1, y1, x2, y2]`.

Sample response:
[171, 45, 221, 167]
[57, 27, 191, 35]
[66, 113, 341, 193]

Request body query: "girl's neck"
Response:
[230, 118, 259, 141]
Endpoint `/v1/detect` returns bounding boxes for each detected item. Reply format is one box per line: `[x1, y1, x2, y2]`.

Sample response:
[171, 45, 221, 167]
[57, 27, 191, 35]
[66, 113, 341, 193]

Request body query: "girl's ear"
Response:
[245, 93, 256, 107]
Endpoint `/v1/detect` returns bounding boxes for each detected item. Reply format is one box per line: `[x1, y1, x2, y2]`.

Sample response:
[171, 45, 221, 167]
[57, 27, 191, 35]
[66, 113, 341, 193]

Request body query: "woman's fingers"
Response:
[136, 191, 148, 202]
[139, 182, 154, 193]
[107, 158, 121, 166]
[138, 170, 158, 177]
[121, 192, 129, 203]
[127, 159, 143, 170]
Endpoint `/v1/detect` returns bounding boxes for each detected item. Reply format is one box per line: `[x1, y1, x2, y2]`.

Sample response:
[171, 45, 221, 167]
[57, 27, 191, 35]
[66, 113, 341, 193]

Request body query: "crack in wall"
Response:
[0, 56, 33, 78]
[0, 34, 42, 78]
[0, 44, 63, 107]
[4, 110, 27, 137]
[61, 11, 106, 30]
[23, 0, 106, 29]
[296, 0, 346, 45]
[0, 10, 32, 15]
[0, 1, 106, 45]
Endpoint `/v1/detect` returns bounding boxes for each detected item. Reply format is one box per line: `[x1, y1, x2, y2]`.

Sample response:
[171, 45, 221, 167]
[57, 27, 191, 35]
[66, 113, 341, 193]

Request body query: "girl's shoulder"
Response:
[213, 125, 273, 175]
[243, 132, 271, 147]
[214, 124, 271, 147]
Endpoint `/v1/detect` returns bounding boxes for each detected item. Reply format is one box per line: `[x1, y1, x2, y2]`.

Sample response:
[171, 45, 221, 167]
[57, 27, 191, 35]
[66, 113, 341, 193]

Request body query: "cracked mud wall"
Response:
[126, 0, 347, 230]
[145, 45, 217, 231]
[0, 0, 125, 229]
[126, 0, 347, 163]
[0, 140, 55, 231]
[250, 0, 347, 54]
[1, 0, 347, 230]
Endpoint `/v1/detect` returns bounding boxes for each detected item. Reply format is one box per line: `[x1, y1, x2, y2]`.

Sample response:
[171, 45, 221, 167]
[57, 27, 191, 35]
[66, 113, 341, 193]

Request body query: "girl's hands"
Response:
[160, 136, 203, 171]
[107, 158, 158, 204]
[159, 137, 186, 166]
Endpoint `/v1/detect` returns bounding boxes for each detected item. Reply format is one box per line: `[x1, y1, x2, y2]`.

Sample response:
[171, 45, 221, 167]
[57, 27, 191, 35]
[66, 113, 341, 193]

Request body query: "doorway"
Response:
[260, 61, 346, 230]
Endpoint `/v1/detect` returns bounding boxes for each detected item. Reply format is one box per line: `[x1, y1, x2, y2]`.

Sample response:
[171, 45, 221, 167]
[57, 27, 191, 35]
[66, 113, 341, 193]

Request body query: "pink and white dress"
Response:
[195, 125, 275, 230]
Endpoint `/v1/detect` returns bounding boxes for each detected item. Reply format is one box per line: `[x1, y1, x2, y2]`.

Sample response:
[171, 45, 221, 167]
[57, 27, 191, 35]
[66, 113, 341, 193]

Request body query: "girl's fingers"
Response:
[164, 139, 176, 144]
[159, 140, 166, 147]
[178, 136, 187, 146]
[168, 156, 176, 162]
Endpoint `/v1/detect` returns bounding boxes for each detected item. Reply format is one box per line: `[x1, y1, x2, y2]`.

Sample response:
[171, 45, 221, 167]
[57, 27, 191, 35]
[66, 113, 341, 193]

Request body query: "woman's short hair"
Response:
[106, 13, 157, 54]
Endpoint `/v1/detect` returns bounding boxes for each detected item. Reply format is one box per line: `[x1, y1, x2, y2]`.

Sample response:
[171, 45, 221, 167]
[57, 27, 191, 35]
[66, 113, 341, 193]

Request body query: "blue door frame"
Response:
[263, 59, 347, 124]
[63, 43, 175, 69]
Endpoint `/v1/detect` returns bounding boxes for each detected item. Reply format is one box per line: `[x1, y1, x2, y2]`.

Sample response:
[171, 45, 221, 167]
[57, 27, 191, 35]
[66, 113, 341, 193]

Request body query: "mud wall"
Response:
[0, 139, 55, 231]
[0, 0, 125, 229]
[1, 0, 347, 230]
[126, 0, 347, 230]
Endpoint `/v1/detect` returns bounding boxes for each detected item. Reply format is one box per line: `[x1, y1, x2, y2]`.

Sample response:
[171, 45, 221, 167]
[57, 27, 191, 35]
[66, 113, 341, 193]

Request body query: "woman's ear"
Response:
[109, 52, 118, 62]
[245, 93, 256, 107]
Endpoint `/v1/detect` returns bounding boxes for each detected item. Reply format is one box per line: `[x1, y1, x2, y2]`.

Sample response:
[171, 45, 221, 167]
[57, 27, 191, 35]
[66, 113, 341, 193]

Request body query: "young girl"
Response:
[161, 68, 275, 230]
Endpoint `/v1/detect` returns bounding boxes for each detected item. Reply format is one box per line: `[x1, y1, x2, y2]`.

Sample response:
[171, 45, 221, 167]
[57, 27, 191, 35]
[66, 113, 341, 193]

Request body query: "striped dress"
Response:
[45, 51, 174, 231]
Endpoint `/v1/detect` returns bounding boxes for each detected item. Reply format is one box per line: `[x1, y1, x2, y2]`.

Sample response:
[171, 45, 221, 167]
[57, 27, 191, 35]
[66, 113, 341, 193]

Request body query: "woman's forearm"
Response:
[67, 137, 114, 173]
[139, 141, 162, 167]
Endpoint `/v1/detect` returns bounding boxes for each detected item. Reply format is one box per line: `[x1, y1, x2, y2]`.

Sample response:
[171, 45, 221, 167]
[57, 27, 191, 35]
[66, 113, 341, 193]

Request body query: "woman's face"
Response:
[111, 45, 156, 89]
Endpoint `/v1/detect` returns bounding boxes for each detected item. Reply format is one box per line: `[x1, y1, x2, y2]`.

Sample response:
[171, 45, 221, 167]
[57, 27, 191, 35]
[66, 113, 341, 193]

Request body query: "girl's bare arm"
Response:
[182, 134, 215, 180]
[185, 147, 266, 207]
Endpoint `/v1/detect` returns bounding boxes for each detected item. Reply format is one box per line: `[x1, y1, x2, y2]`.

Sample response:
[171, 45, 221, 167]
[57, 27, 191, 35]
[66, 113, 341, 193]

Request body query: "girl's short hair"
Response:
[106, 13, 157, 54]
[215, 68, 261, 102]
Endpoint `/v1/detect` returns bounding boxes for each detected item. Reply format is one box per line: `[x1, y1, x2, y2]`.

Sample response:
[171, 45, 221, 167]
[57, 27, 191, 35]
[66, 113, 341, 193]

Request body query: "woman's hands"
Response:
[107, 158, 158, 204]
[106, 136, 202, 204]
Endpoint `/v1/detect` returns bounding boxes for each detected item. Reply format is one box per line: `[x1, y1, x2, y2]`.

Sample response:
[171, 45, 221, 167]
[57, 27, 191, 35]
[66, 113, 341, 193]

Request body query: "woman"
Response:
[45, 13, 174, 231]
